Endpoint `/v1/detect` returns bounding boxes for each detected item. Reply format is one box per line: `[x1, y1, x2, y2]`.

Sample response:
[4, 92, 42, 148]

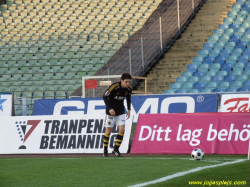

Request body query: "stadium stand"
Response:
[0, 0, 167, 115]
[161, 0, 250, 94]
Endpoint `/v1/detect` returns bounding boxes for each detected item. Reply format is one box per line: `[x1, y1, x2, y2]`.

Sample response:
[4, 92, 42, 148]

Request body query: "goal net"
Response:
[82, 75, 152, 98]
[82, 75, 121, 98]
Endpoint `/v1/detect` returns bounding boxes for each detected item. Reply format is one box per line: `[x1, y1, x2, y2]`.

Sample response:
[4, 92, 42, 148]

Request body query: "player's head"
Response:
[121, 73, 132, 88]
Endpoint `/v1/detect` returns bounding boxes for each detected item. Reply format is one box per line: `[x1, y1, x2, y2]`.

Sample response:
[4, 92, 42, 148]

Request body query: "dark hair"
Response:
[121, 73, 132, 80]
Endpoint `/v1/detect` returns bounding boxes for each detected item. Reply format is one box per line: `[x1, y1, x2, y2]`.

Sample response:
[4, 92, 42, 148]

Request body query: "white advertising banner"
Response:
[220, 94, 250, 112]
[0, 93, 12, 117]
[0, 114, 132, 154]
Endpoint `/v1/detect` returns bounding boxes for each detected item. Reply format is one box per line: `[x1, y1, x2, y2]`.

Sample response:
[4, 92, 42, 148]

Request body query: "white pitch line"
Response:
[127, 159, 247, 187]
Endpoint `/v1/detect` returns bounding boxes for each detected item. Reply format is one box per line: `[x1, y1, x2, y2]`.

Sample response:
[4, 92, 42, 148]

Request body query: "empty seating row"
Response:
[168, 80, 250, 93]
[203, 41, 250, 51]
[176, 74, 250, 83]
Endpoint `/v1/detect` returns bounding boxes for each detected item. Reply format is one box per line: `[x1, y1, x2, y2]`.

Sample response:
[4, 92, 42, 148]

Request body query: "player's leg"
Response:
[112, 114, 126, 157]
[103, 115, 115, 157]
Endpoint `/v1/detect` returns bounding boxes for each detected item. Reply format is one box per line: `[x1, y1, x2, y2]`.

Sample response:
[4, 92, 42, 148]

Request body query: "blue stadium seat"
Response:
[204, 71, 216, 77]
[241, 35, 250, 42]
[243, 80, 250, 88]
[237, 87, 250, 91]
[238, 9, 249, 18]
[193, 71, 204, 77]
[208, 36, 219, 44]
[229, 23, 239, 29]
[203, 56, 215, 64]
[234, 28, 245, 37]
[218, 24, 228, 30]
[230, 35, 240, 42]
[211, 75, 224, 82]
[198, 50, 209, 58]
[193, 82, 205, 91]
[245, 67, 250, 71]
[224, 75, 235, 82]
[218, 81, 230, 89]
[235, 74, 248, 81]
[238, 55, 249, 63]
[241, 4, 250, 11]
[215, 56, 226, 65]
[163, 90, 174, 94]
[236, 0, 245, 5]
[242, 70, 250, 76]
[216, 70, 228, 76]
[175, 89, 187, 93]
[220, 48, 231, 55]
[212, 88, 224, 92]
[199, 88, 213, 93]
[187, 64, 198, 73]
[231, 70, 242, 76]
[214, 42, 225, 50]
[192, 56, 204, 65]
[233, 17, 244, 25]
[240, 22, 250, 29]
[245, 62, 250, 69]
[233, 62, 245, 71]
[244, 16, 250, 23]
[230, 81, 242, 89]
[226, 55, 238, 64]
[221, 63, 232, 74]
[224, 28, 234, 36]
[187, 89, 199, 93]
[223, 17, 233, 24]
[224, 42, 235, 50]
[208, 49, 220, 57]
[198, 64, 209, 72]
[231, 4, 241, 11]
[245, 28, 250, 34]
[243, 48, 250, 56]
[224, 87, 237, 92]
[231, 48, 243, 56]
[209, 63, 221, 72]
[205, 81, 218, 89]
[187, 76, 199, 83]
[213, 29, 224, 37]
[227, 11, 237, 18]
[219, 35, 230, 42]
[181, 82, 193, 90]
[176, 76, 187, 83]
[203, 43, 213, 50]
[220, 53, 231, 58]
[181, 72, 193, 77]
[169, 83, 182, 90]
[199, 76, 211, 83]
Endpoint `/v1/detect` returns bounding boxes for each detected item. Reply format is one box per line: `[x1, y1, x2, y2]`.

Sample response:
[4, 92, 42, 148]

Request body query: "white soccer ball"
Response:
[191, 148, 204, 160]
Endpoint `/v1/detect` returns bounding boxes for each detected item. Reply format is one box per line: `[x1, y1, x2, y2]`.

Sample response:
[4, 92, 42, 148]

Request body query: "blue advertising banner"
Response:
[33, 94, 218, 123]
[0, 93, 12, 117]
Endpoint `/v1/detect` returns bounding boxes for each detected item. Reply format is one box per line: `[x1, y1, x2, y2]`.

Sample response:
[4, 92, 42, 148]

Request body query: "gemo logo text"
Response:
[53, 97, 195, 123]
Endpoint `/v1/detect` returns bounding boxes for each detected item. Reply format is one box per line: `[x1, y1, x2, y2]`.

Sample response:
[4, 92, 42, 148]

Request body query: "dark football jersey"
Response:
[103, 82, 133, 115]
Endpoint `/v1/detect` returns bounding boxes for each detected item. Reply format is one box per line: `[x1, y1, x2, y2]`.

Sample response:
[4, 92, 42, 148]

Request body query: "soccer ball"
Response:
[191, 148, 204, 160]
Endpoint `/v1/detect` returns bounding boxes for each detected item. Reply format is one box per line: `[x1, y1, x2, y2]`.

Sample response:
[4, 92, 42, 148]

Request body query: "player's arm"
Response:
[126, 90, 132, 119]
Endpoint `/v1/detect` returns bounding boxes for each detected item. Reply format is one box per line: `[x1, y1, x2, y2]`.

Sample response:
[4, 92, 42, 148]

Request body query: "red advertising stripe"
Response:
[131, 113, 250, 154]
[85, 79, 97, 89]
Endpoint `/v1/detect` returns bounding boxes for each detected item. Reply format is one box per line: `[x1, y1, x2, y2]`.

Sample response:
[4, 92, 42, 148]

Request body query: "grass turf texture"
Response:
[0, 155, 249, 187]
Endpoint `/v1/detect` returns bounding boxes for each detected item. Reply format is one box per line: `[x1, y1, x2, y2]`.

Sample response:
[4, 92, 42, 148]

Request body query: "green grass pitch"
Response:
[0, 155, 249, 187]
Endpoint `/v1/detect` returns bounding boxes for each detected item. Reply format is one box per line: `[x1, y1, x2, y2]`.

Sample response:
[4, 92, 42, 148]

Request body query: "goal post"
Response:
[82, 75, 152, 98]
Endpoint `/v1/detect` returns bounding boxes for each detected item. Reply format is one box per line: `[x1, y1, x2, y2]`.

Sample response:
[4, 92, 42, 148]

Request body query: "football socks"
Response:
[103, 134, 110, 152]
[114, 132, 124, 151]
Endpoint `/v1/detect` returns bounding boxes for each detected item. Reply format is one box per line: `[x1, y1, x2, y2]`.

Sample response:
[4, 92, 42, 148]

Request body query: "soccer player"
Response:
[102, 73, 133, 157]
